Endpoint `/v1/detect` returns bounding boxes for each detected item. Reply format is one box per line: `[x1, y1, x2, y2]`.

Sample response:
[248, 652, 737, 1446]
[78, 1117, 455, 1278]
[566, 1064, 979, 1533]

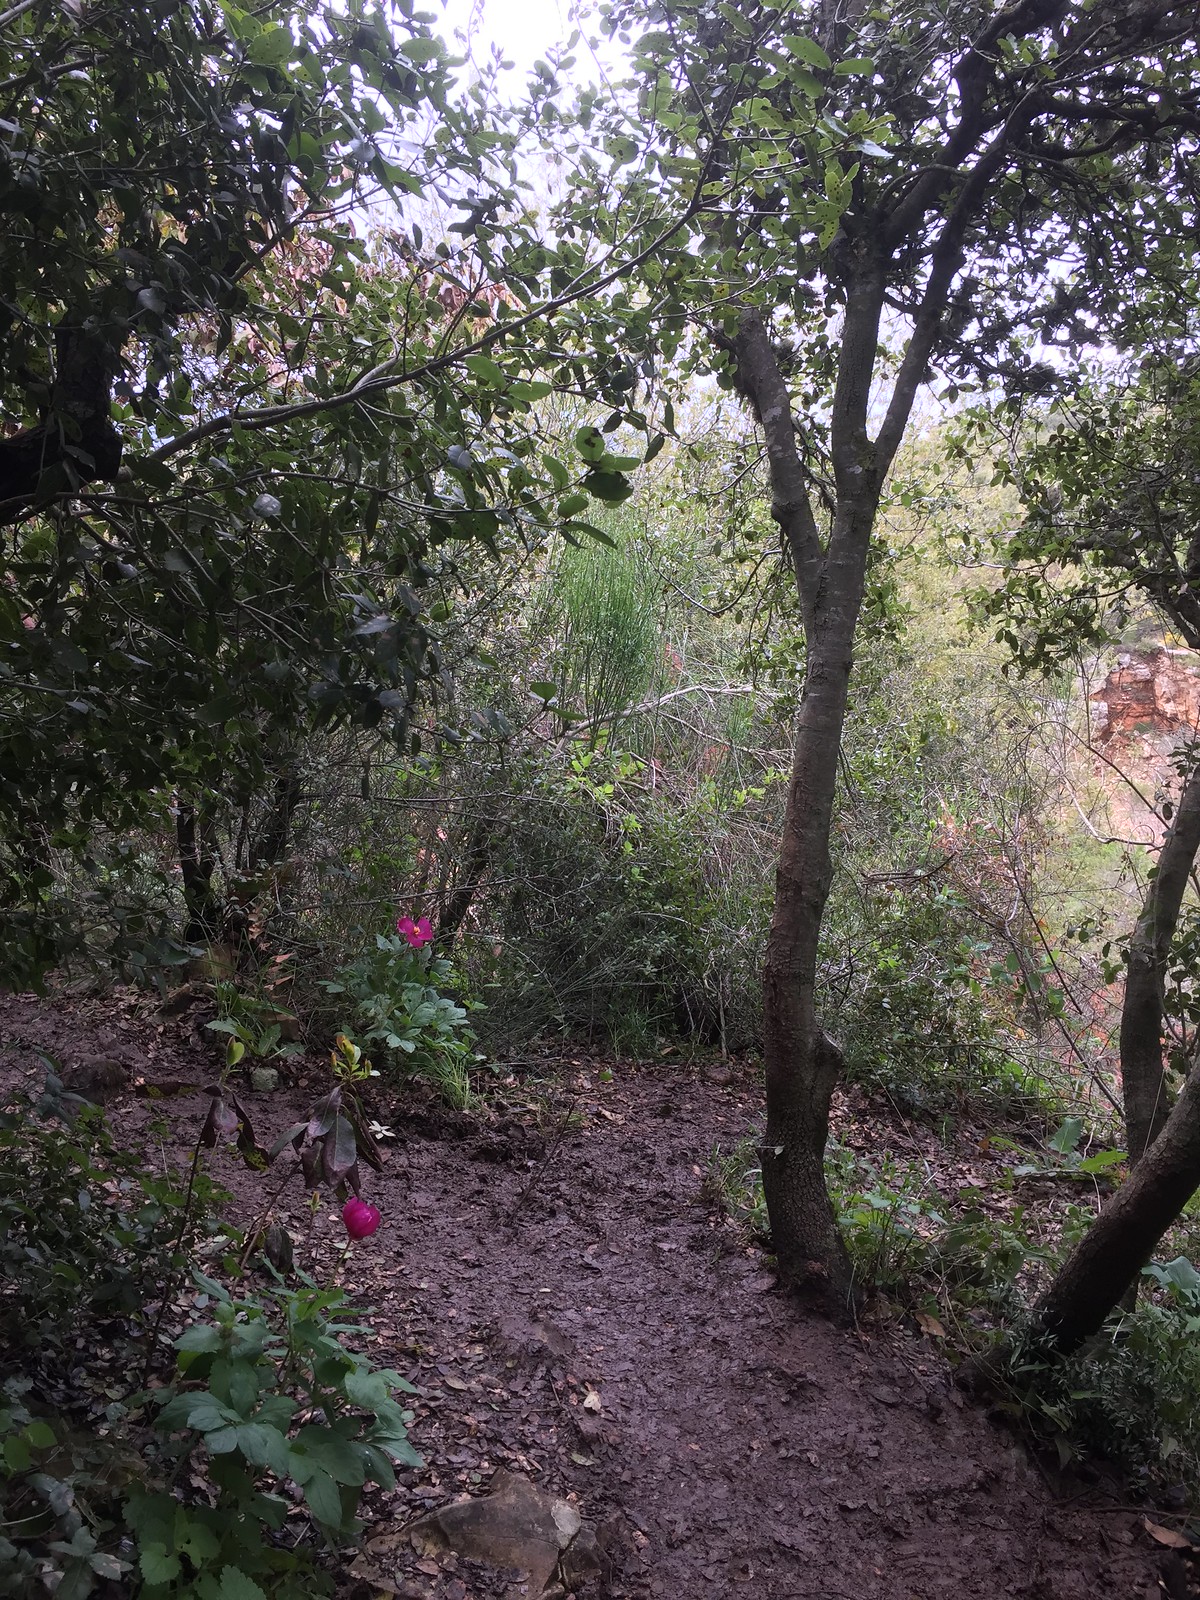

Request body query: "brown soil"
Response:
[0, 992, 1173, 1600]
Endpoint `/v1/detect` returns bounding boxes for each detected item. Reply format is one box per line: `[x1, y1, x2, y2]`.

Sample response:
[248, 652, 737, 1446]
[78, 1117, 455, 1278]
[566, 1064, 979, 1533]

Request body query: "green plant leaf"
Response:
[344, 1368, 390, 1409]
[217, 1567, 269, 1600]
[139, 1545, 182, 1585]
[301, 1467, 345, 1528]
[176, 1324, 223, 1354]
[293, 1426, 366, 1485]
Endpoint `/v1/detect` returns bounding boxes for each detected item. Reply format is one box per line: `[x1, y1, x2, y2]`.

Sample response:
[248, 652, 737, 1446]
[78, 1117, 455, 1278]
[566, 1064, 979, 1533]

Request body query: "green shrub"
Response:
[1011, 1256, 1200, 1491]
[0, 1385, 133, 1599]
[825, 1142, 945, 1296]
[0, 1083, 225, 1360]
[323, 931, 481, 1108]
[471, 751, 771, 1055]
[126, 1277, 420, 1599]
[823, 882, 1049, 1117]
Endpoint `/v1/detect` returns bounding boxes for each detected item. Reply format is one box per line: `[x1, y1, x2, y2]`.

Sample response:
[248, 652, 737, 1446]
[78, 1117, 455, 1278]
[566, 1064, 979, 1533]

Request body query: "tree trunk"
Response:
[1120, 750, 1200, 1164]
[761, 633, 861, 1308]
[0, 321, 122, 521]
[729, 304, 882, 1308]
[177, 803, 224, 948]
[250, 764, 302, 874]
[1029, 1057, 1200, 1355]
[436, 808, 501, 955]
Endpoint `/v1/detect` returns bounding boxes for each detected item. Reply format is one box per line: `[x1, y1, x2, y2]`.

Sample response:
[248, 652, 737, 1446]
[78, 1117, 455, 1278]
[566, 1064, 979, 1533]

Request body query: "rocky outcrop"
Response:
[1091, 648, 1200, 750]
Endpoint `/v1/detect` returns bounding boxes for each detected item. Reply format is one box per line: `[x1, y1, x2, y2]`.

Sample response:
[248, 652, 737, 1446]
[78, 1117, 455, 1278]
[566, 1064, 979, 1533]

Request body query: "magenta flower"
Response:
[342, 1197, 382, 1240]
[397, 914, 434, 948]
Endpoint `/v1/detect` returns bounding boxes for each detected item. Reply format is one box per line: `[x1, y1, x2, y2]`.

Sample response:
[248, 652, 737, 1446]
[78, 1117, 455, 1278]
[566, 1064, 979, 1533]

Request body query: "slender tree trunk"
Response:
[250, 765, 302, 874]
[730, 303, 883, 1309]
[1120, 749, 1200, 1164]
[436, 808, 501, 955]
[1029, 1058, 1200, 1354]
[177, 803, 223, 947]
[761, 624, 863, 1308]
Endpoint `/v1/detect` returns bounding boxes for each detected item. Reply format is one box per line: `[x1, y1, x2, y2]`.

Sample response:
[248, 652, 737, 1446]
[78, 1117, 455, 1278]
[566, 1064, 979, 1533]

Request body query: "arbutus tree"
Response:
[591, 0, 1200, 1306]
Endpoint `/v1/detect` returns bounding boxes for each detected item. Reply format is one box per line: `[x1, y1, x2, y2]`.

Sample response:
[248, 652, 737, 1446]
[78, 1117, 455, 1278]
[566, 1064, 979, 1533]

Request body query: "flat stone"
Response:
[407, 1470, 583, 1593]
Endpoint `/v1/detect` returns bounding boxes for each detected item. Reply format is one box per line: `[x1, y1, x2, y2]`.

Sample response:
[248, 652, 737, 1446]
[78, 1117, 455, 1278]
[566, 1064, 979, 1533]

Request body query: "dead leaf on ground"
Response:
[1143, 1517, 1194, 1549]
[582, 1389, 602, 1413]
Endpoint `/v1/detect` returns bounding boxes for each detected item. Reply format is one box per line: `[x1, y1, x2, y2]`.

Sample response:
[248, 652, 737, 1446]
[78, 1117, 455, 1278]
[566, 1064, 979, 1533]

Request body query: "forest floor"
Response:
[0, 989, 1184, 1600]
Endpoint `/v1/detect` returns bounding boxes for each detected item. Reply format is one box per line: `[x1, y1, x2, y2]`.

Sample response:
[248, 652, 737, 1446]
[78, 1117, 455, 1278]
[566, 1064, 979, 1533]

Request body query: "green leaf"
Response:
[234, 1423, 292, 1476]
[583, 470, 634, 504]
[301, 1467, 345, 1528]
[217, 1568, 269, 1600]
[574, 426, 607, 462]
[344, 1368, 391, 1409]
[371, 1433, 423, 1468]
[782, 35, 831, 70]
[464, 354, 507, 386]
[358, 1443, 396, 1490]
[1048, 1117, 1084, 1155]
[246, 28, 294, 66]
[180, 1522, 222, 1565]
[185, 1395, 240, 1433]
[293, 1426, 366, 1485]
[1075, 1149, 1125, 1174]
[228, 1361, 260, 1416]
[399, 36, 443, 63]
[176, 1324, 223, 1355]
[139, 1545, 182, 1585]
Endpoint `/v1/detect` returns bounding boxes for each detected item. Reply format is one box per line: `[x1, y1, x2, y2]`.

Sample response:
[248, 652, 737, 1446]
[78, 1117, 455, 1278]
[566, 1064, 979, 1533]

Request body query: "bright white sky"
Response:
[436, 0, 596, 79]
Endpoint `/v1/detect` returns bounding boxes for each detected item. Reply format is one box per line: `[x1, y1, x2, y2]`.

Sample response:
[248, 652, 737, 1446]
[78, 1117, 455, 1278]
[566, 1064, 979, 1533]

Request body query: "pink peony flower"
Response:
[396, 914, 434, 948]
[342, 1198, 381, 1240]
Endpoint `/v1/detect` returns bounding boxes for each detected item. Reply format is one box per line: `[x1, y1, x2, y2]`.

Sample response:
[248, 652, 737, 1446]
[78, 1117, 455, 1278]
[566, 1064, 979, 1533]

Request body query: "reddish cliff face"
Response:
[1091, 648, 1200, 749]
[1085, 648, 1200, 848]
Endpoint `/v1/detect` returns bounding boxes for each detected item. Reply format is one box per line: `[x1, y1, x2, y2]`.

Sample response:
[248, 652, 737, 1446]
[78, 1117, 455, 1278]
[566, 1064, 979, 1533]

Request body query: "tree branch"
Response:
[727, 310, 824, 617]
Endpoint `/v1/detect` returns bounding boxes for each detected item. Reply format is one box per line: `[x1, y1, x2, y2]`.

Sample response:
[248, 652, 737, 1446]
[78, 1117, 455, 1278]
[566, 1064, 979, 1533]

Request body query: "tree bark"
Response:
[730, 307, 879, 1308]
[1119, 750, 1200, 1164]
[1029, 1057, 1200, 1355]
[250, 765, 302, 874]
[436, 808, 501, 956]
[177, 803, 224, 948]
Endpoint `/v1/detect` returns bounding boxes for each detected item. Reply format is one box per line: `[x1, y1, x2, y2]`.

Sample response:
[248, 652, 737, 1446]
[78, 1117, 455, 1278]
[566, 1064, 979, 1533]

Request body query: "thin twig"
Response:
[503, 1095, 579, 1227]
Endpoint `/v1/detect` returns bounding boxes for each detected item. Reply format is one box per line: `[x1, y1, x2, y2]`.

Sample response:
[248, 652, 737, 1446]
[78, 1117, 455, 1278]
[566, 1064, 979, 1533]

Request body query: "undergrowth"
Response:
[0, 1069, 417, 1600]
[706, 1123, 1200, 1501]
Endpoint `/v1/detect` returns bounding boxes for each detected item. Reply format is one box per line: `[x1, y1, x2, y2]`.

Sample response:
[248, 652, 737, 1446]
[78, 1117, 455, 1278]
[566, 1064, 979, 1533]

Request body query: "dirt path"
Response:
[0, 995, 1166, 1599]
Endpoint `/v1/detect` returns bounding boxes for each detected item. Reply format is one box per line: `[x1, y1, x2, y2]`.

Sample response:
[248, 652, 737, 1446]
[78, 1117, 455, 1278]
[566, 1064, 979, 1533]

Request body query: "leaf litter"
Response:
[0, 989, 1185, 1599]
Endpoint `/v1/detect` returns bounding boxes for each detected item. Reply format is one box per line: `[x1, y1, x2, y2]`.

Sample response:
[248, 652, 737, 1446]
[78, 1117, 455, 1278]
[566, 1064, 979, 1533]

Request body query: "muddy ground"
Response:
[0, 990, 1181, 1600]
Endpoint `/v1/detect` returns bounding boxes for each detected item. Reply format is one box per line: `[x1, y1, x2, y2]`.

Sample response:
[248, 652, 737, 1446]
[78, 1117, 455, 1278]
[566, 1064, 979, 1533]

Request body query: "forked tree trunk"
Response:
[732, 307, 881, 1309]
